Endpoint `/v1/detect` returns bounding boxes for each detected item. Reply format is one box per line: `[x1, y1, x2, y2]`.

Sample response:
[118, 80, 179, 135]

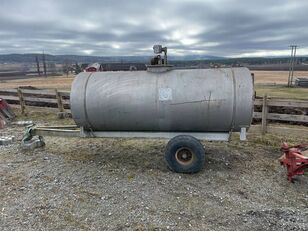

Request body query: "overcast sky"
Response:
[0, 0, 307, 57]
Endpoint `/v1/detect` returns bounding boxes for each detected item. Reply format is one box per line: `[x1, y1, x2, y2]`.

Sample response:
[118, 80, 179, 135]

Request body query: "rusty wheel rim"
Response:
[175, 147, 194, 165]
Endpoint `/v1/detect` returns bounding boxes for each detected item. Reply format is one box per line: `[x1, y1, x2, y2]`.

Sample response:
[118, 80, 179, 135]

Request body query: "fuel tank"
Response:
[70, 67, 254, 132]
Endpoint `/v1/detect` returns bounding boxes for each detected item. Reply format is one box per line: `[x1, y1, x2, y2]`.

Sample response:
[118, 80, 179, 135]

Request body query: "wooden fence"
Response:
[254, 94, 308, 133]
[0, 88, 70, 114]
[0, 89, 307, 133]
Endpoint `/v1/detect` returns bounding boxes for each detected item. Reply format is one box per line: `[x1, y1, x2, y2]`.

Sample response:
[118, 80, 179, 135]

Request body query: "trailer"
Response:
[21, 45, 254, 173]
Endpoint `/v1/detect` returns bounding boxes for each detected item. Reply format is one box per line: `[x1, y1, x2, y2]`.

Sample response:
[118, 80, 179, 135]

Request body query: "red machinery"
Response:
[0, 112, 5, 129]
[279, 142, 308, 182]
[0, 98, 15, 128]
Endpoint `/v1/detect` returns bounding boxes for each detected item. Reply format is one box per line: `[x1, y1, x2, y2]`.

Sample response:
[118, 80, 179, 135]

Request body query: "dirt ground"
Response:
[0, 108, 307, 230]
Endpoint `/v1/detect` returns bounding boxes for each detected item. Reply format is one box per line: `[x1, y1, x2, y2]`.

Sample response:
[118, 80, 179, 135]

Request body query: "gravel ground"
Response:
[1, 109, 307, 230]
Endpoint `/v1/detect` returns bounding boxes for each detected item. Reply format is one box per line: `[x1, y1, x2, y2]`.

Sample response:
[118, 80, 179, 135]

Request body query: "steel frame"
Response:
[24, 125, 236, 142]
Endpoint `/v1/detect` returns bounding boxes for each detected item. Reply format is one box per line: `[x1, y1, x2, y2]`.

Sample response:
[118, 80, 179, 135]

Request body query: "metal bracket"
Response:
[21, 136, 45, 150]
[240, 127, 247, 141]
[81, 130, 231, 141]
[21, 124, 45, 149]
[22, 124, 35, 143]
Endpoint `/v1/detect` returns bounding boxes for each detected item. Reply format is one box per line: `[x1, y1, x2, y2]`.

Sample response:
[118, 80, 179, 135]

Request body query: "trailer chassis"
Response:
[21, 124, 247, 173]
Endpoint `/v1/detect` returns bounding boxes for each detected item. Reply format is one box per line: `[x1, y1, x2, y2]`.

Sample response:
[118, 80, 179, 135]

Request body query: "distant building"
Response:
[101, 63, 146, 71]
[85, 63, 102, 72]
[295, 77, 308, 87]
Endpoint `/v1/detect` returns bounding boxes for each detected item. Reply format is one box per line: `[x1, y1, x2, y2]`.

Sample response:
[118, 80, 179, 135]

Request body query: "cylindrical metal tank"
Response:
[70, 67, 254, 132]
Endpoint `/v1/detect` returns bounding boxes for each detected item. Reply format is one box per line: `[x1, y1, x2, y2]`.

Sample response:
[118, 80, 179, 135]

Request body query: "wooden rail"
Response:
[0, 89, 307, 132]
[0, 88, 70, 115]
[254, 94, 308, 133]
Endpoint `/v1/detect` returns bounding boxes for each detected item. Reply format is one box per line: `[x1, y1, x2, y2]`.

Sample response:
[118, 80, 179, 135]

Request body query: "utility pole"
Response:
[35, 55, 41, 77]
[42, 51, 47, 78]
[288, 45, 297, 87]
[290, 45, 297, 86]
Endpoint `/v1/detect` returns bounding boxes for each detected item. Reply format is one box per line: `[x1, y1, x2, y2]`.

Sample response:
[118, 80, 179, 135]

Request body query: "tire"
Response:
[165, 135, 205, 173]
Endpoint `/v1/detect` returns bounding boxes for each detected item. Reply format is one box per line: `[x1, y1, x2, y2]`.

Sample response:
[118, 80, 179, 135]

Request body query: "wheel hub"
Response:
[175, 148, 194, 165]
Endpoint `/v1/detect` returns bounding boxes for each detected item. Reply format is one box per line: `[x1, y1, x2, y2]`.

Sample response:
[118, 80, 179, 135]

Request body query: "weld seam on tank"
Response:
[230, 68, 237, 130]
[83, 72, 94, 130]
[247, 76, 255, 129]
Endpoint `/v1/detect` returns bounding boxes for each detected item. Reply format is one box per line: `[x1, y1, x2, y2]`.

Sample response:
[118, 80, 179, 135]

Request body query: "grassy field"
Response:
[1, 70, 308, 99]
[253, 70, 308, 99]
[0, 75, 74, 90]
[253, 70, 308, 84]
[255, 85, 308, 99]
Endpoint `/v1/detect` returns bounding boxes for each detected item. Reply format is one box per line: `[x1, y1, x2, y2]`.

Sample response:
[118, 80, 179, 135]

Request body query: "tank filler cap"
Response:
[147, 44, 173, 73]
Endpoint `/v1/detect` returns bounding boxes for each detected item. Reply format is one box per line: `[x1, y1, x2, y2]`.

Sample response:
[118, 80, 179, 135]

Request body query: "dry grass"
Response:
[1, 70, 308, 88]
[251, 70, 308, 99]
[253, 70, 308, 84]
[1, 71, 308, 100]
[255, 85, 308, 99]
[0, 75, 74, 90]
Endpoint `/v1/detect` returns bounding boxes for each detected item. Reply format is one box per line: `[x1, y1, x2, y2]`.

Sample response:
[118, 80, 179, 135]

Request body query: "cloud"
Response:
[0, 0, 307, 57]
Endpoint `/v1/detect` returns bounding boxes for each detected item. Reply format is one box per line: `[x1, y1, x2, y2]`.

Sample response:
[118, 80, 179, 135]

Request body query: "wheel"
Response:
[165, 135, 205, 173]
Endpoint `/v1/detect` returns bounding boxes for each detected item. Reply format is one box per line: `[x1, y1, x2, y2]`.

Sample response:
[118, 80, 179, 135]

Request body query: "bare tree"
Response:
[75, 62, 82, 74]
[63, 60, 70, 77]
[35, 55, 41, 76]
[42, 51, 47, 77]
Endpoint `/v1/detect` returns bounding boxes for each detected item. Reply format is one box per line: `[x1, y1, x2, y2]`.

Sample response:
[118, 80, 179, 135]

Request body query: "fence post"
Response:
[261, 94, 268, 134]
[17, 88, 26, 115]
[55, 89, 64, 112]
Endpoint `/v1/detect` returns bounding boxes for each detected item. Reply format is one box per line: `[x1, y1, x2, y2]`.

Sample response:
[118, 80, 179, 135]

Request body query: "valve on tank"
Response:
[150, 45, 168, 66]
